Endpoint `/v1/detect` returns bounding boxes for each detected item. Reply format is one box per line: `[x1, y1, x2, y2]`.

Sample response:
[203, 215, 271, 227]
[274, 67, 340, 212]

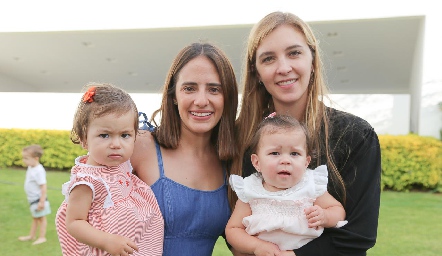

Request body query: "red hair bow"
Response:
[82, 86, 96, 103]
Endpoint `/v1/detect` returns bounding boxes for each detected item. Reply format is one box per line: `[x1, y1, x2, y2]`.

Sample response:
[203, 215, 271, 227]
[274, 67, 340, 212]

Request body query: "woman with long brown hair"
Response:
[131, 42, 238, 255]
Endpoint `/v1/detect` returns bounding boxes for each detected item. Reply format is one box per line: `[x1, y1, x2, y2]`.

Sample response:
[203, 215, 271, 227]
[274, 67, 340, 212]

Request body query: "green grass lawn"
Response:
[368, 191, 442, 256]
[1, 168, 441, 255]
[0, 168, 69, 255]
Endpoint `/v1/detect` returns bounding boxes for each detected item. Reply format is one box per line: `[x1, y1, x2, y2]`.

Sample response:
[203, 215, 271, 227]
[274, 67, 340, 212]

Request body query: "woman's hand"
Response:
[280, 250, 296, 256]
[253, 241, 281, 256]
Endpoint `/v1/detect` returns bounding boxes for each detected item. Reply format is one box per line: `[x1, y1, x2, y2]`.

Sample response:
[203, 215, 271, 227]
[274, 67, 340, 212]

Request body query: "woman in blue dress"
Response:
[131, 42, 238, 255]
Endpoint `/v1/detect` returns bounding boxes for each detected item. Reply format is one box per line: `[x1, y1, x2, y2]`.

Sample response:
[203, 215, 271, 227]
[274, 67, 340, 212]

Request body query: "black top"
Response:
[242, 107, 381, 255]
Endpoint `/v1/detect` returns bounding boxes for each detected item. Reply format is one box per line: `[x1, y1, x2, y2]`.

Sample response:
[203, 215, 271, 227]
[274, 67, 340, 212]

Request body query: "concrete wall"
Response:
[329, 82, 441, 139]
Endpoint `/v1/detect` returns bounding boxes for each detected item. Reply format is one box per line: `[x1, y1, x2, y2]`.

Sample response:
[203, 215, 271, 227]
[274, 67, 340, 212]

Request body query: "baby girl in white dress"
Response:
[226, 113, 347, 256]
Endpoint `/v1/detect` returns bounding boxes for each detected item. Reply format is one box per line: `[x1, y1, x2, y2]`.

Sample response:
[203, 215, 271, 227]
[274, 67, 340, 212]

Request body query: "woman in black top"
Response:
[231, 11, 381, 255]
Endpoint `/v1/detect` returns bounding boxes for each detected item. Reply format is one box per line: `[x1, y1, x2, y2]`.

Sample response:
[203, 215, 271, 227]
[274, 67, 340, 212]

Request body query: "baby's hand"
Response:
[254, 241, 281, 256]
[104, 233, 138, 256]
[304, 205, 326, 229]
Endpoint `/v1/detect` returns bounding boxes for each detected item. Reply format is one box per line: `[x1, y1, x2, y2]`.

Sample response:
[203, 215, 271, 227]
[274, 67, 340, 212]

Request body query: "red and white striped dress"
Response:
[55, 156, 164, 255]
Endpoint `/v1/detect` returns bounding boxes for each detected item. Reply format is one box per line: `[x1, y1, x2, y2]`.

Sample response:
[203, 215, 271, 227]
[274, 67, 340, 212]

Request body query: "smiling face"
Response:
[174, 55, 224, 137]
[255, 24, 313, 112]
[82, 111, 136, 167]
[251, 127, 311, 192]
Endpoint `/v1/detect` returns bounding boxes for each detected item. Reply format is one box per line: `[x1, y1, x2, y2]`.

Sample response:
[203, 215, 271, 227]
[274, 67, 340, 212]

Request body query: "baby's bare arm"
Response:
[305, 191, 345, 228]
[226, 200, 282, 255]
[66, 185, 138, 255]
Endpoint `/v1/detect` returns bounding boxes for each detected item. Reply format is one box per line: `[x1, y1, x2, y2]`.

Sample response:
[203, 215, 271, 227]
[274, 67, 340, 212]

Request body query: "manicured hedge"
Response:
[0, 129, 441, 192]
[379, 134, 442, 192]
[0, 128, 86, 170]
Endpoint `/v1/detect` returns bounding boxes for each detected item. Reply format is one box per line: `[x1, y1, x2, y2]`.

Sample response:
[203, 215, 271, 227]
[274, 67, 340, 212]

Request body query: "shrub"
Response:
[0, 128, 86, 170]
[1, 129, 441, 192]
[379, 134, 442, 192]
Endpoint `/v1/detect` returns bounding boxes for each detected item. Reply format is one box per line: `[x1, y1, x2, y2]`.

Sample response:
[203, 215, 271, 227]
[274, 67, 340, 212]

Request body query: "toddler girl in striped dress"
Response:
[55, 83, 164, 256]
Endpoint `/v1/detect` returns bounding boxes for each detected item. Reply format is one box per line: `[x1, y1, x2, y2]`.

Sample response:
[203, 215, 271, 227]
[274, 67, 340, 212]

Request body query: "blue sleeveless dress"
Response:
[150, 139, 231, 255]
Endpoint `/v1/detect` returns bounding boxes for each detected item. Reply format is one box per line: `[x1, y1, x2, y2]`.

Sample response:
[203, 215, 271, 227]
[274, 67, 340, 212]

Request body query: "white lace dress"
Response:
[230, 165, 329, 250]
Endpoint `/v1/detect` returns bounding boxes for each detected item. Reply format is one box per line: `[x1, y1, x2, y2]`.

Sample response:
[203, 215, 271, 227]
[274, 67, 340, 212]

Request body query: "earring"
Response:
[258, 80, 264, 86]
[173, 99, 177, 105]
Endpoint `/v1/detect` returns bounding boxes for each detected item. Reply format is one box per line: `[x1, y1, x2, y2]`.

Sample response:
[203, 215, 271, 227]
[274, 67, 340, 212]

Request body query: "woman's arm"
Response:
[295, 125, 381, 255]
[226, 200, 282, 256]
[131, 130, 159, 185]
[66, 185, 138, 255]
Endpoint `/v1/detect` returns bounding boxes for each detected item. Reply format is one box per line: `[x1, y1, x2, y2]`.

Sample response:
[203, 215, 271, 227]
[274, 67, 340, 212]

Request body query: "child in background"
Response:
[18, 144, 50, 245]
[226, 114, 347, 256]
[55, 83, 164, 256]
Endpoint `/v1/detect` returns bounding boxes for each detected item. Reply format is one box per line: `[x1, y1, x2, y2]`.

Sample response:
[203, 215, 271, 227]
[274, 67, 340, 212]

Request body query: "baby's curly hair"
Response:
[70, 83, 138, 144]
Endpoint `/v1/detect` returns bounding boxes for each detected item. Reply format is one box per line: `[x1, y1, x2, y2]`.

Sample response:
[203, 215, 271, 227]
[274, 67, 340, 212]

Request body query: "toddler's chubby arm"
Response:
[304, 191, 346, 229]
[66, 184, 138, 255]
[226, 199, 282, 256]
